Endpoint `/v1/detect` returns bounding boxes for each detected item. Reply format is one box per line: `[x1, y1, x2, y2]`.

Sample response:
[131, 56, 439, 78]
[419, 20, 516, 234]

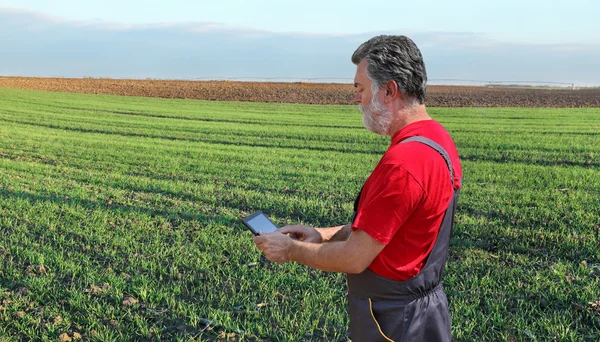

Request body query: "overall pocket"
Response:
[348, 295, 404, 342]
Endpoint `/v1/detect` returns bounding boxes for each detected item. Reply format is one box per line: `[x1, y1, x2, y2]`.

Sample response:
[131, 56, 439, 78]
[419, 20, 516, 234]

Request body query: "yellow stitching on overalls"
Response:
[368, 298, 395, 342]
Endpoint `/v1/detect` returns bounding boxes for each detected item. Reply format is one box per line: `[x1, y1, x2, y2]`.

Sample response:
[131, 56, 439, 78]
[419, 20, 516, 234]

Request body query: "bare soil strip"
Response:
[1, 77, 599, 107]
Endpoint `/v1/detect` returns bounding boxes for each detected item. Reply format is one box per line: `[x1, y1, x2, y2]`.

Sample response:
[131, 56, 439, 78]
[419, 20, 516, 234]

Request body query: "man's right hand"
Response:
[277, 225, 322, 243]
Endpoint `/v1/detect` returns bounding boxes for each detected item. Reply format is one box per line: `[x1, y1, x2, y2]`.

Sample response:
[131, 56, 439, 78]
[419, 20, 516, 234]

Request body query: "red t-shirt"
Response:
[352, 119, 462, 281]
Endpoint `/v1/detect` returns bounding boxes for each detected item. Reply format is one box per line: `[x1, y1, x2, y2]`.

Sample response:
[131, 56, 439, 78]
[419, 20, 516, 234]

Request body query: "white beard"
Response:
[360, 94, 393, 136]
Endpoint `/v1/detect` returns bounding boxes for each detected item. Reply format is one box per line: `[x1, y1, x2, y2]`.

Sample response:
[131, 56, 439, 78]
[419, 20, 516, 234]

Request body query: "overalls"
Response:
[347, 136, 460, 342]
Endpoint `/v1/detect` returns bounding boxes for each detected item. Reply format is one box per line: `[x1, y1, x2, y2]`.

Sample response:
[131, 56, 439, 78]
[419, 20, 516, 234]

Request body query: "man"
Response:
[253, 35, 462, 341]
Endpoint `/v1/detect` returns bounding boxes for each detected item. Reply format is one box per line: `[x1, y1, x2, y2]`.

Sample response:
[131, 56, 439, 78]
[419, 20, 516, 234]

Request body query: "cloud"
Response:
[0, 8, 598, 86]
[0, 6, 64, 23]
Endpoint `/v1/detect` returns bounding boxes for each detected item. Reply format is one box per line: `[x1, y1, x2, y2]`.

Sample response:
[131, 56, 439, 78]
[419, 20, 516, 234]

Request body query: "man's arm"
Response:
[277, 224, 352, 243]
[316, 224, 351, 242]
[254, 229, 385, 274]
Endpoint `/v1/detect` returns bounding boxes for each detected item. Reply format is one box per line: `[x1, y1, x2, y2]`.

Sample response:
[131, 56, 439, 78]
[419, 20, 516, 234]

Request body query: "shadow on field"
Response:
[4, 119, 380, 155]
[0, 188, 240, 232]
[452, 128, 600, 137]
[36, 102, 363, 130]
[453, 204, 599, 265]
[459, 154, 600, 168]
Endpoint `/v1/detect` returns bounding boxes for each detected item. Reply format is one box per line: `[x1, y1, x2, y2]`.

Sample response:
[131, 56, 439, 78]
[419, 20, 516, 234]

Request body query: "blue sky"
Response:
[1, 0, 599, 85]
[2, 0, 598, 43]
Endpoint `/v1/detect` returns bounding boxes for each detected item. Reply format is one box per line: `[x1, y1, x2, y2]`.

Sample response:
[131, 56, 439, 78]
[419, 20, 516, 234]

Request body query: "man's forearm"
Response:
[288, 239, 362, 274]
[316, 224, 351, 242]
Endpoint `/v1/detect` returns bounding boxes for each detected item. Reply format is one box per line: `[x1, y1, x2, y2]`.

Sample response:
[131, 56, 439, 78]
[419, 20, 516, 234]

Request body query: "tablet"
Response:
[242, 211, 278, 236]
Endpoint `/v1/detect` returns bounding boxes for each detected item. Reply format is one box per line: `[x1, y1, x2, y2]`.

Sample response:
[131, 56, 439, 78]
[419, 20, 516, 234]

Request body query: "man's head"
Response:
[352, 35, 428, 136]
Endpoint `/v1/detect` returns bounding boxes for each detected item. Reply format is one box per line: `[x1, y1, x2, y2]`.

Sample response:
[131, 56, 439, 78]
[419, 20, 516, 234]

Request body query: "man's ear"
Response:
[383, 80, 399, 103]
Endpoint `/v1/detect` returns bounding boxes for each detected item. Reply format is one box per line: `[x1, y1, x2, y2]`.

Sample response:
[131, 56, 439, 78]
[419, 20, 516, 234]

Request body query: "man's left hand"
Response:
[253, 232, 294, 262]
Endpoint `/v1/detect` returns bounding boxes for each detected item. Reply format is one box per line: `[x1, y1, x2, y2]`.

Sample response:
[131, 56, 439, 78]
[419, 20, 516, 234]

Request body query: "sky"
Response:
[1, 0, 599, 86]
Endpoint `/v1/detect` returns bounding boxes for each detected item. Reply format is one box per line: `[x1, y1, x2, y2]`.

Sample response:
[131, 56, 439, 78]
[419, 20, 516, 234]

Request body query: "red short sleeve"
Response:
[352, 164, 425, 245]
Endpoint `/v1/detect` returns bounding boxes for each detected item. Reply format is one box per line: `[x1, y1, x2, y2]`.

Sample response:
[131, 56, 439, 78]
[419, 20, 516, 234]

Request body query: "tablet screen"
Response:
[246, 213, 278, 234]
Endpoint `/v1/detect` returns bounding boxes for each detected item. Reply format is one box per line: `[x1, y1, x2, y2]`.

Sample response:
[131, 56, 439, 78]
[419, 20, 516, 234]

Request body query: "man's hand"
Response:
[277, 225, 322, 243]
[253, 232, 295, 262]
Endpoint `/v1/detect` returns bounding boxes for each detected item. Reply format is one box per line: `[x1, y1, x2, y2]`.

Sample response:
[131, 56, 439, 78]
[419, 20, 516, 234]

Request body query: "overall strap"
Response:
[400, 136, 454, 186]
[352, 135, 456, 224]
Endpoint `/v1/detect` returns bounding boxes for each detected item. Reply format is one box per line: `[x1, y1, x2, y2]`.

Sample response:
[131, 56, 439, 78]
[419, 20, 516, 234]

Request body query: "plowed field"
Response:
[1, 76, 599, 107]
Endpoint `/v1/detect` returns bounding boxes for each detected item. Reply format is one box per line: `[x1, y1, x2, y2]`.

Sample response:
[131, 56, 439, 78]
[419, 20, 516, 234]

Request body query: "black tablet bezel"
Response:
[242, 210, 278, 236]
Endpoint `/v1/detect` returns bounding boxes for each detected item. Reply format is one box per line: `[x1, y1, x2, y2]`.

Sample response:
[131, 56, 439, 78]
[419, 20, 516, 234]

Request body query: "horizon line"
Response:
[2, 75, 598, 88]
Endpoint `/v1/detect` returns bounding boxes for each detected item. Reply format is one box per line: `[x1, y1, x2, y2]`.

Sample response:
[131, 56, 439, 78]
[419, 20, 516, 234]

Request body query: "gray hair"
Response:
[351, 35, 427, 105]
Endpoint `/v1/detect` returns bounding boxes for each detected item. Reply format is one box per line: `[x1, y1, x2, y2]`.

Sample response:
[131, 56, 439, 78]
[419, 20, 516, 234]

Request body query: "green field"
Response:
[0, 88, 599, 341]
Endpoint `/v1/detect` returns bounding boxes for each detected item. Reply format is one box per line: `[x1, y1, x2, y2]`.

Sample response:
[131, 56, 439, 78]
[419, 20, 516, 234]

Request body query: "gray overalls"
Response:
[347, 136, 460, 342]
